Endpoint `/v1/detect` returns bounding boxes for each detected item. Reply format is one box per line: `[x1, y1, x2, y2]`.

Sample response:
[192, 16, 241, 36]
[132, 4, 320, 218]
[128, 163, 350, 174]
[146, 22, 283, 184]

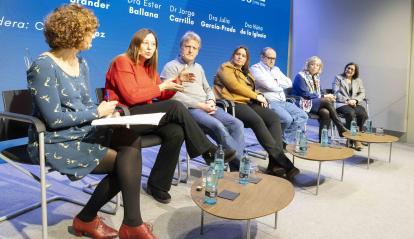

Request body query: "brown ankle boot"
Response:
[72, 216, 118, 239]
[119, 223, 157, 239]
[354, 141, 363, 151]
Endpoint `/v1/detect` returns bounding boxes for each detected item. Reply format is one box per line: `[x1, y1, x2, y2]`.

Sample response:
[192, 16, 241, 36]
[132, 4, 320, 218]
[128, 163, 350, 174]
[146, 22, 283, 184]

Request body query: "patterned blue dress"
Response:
[27, 55, 109, 181]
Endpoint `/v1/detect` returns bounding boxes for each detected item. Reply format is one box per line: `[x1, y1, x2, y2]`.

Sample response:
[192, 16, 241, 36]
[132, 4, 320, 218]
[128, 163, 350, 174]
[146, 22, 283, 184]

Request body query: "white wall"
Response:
[291, 0, 412, 132]
[407, 2, 414, 144]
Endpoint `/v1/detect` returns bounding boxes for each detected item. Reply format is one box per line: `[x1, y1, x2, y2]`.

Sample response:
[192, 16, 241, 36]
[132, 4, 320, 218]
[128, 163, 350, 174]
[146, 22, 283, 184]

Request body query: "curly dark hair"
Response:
[44, 4, 98, 50]
[341, 62, 360, 79]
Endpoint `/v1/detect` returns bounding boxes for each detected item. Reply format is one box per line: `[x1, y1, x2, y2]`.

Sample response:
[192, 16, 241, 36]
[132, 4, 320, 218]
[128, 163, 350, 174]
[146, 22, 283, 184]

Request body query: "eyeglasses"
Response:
[263, 55, 276, 61]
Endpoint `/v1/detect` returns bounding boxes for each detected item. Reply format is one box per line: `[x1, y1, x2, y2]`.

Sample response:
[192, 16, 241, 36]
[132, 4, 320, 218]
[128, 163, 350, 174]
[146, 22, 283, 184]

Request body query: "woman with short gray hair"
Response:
[292, 56, 347, 141]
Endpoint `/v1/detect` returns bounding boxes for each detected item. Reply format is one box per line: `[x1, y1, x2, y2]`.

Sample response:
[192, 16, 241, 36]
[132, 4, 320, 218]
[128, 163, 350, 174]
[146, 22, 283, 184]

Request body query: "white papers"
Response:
[91, 113, 165, 126]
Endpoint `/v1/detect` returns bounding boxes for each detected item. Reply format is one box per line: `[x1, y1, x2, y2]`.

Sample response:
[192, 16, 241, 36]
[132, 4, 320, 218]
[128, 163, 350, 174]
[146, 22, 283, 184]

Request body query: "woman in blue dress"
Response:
[292, 56, 347, 141]
[27, 4, 156, 239]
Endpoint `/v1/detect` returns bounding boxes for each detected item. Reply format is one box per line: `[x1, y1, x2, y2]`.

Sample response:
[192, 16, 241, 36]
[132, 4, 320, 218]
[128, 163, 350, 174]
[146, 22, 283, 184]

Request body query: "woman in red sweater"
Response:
[105, 28, 235, 204]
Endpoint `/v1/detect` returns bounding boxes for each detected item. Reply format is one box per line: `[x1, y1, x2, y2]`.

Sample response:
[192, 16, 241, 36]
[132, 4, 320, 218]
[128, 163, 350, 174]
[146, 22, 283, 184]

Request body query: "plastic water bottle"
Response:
[214, 145, 225, 179]
[299, 133, 308, 154]
[204, 163, 218, 205]
[320, 126, 329, 147]
[239, 151, 250, 185]
[295, 127, 303, 153]
[365, 119, 372, 133]
[350, 118, 358, 136]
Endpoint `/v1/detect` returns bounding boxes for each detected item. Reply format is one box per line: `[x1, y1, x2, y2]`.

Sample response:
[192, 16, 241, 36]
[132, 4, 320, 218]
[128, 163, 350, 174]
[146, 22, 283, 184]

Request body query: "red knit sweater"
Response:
[105, 54, 176, 107]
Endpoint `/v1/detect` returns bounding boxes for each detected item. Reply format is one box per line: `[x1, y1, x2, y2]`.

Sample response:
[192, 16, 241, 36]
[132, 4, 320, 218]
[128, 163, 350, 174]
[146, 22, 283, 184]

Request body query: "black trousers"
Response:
[336, 105, 368, 130]
[129, 100, 213, 191]
[234, 102, 294, 171]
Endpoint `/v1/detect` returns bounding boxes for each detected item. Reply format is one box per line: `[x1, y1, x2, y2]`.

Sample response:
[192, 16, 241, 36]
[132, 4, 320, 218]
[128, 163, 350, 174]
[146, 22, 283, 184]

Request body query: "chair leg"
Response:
[0, 134, 104, 239]
[180, 154, 191, 183]
[0, 154, 43, 184]
[173, 155, 182, 185]
[39, 133, 48, 239]
[177, 156, 181, 185]
[0, 167, 117, 225]
[171, 153, 186, 185]
[0, 194, 91, 222]
[187, 154, 190, 181]
[330, 121, 337, 141]
[246, 150, 267, 160]
[245, 141, 268, 160]
[0, 133, 48, 239]
[140, 160, 182, 186]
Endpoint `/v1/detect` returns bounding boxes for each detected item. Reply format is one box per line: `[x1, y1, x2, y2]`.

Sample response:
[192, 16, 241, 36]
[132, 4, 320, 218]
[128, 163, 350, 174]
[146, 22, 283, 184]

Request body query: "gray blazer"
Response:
[333, 75, 366, 108]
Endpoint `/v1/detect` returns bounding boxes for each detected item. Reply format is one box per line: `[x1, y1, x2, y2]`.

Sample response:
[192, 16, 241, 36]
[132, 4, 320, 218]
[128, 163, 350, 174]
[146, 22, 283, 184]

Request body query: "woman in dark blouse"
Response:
[27, 4, 156, 239]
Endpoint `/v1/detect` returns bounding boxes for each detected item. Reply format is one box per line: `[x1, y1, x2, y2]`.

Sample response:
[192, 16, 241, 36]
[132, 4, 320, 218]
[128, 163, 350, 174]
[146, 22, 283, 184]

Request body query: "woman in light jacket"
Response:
[333, 62, 368, 150]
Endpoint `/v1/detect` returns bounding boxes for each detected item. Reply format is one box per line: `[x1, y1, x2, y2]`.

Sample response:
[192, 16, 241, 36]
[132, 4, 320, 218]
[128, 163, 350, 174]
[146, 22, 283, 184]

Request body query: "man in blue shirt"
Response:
[250, 47, 308, 144]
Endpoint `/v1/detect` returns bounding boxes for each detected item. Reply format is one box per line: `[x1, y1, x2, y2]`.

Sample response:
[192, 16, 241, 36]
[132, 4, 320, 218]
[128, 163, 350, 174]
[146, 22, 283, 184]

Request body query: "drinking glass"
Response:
[249, 162, 259, 180]
[201, 166, 209, 188]
[376, 127, 384, 136]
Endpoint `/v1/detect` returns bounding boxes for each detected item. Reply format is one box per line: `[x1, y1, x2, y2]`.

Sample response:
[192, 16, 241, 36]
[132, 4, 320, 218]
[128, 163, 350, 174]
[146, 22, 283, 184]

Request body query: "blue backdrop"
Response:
[0, 0, 291, 110]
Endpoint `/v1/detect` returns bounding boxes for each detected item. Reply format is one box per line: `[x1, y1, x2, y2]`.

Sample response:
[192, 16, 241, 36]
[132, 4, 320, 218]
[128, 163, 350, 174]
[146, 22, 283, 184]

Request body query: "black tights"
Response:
[317, 98, 346, 141]
[77, 127, 143, 227]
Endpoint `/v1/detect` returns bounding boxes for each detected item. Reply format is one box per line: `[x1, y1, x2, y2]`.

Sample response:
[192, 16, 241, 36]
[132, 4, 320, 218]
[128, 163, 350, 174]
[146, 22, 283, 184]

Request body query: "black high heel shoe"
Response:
[338, 125, 349, 137]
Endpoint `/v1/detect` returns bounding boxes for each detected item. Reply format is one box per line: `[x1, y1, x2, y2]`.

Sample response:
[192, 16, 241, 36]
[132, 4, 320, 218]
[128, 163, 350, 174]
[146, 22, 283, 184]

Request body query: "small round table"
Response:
[190, 172, 294, 239]
[342, 131, 399, 169]
[286, 143, 354, 195]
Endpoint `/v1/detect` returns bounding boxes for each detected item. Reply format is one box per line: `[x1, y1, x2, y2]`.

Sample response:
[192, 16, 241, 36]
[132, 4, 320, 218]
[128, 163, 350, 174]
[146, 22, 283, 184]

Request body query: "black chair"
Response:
[0, 89, 113, 239]
[94, 88, 188, 184]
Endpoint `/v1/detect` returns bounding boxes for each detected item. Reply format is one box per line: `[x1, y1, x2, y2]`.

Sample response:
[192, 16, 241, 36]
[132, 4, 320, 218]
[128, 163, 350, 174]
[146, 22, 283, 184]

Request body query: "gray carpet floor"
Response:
[1, 124, 414, 239]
